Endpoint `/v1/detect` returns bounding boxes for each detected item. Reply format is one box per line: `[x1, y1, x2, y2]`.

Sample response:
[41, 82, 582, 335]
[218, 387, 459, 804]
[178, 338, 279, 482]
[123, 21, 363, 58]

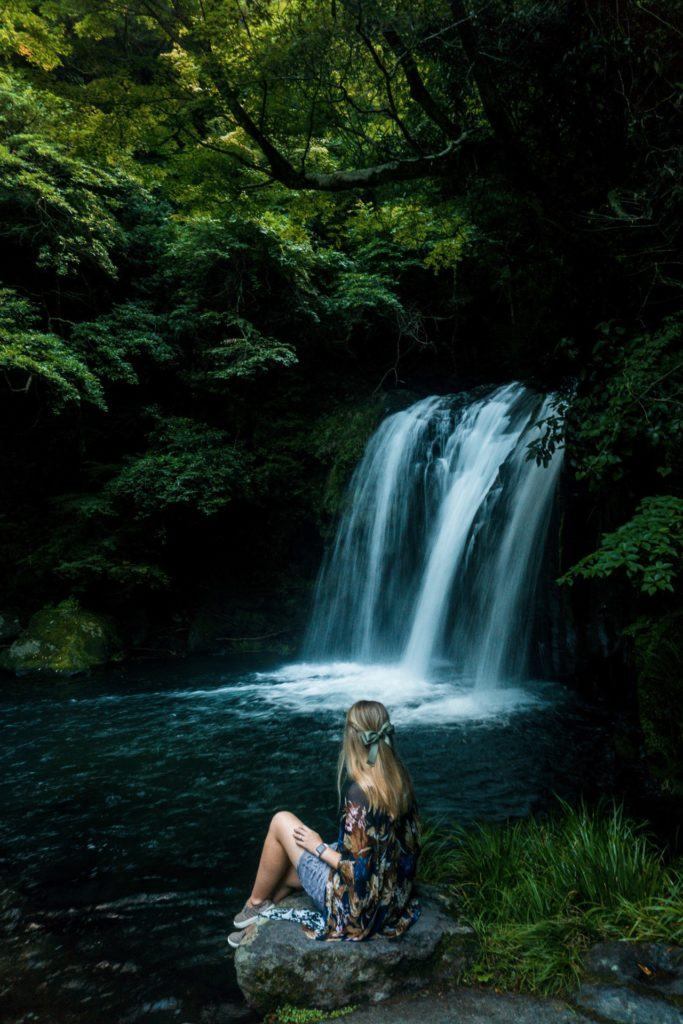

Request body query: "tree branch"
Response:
[199, 42, 470, 190]
[295, 137, 468, 191]
[382, 28, 461, 139]
[448, 0, 551, 198]
[355, 26, 423, 153]
[200, 53, 304, 187]
[449, 0, 518, 154]
[143, 4, 472, 192]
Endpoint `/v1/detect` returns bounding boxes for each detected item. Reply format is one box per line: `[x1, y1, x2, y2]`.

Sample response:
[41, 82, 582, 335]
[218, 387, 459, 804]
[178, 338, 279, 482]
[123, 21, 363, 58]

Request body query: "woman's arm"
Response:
[293, 784, 371, 878]
[292, 824, 342, 869]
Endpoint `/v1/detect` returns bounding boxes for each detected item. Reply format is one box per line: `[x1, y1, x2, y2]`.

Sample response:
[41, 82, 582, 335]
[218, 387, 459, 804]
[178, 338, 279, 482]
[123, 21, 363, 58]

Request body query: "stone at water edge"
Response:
[233, 892, 474, 1014]
[583, 940, 683, 998]
[0, 611, 21, 643]
[572, 941, 683, 1024]
[0, 597, 121, 675]
[573, 984, 682, 1024]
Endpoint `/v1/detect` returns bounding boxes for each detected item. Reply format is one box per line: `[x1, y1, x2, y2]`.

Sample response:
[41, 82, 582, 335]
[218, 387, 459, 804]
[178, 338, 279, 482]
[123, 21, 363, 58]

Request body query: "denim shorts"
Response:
[297, 842, 337, 912]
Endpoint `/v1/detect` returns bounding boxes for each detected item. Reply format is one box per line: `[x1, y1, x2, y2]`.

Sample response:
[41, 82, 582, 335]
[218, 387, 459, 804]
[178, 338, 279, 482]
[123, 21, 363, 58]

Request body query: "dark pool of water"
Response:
[0, 655, 616, 1023]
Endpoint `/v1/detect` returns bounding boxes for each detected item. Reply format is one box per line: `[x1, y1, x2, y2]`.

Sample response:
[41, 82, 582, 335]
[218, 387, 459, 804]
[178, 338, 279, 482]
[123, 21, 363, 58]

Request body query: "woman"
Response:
[228, 699, 420, 946]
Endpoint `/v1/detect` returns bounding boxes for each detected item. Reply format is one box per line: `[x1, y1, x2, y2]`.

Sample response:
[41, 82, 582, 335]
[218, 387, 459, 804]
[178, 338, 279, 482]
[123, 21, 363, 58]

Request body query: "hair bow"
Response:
[359, 721, 395, 766]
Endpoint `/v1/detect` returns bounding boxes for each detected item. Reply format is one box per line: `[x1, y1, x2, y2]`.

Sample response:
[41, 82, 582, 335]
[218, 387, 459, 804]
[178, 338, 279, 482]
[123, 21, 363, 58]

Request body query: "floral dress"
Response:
[262, 782, 420, 940]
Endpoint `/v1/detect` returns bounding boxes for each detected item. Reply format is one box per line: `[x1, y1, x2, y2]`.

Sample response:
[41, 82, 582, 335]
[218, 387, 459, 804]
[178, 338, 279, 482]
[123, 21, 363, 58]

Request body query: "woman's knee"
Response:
[269, 810, 296, 835]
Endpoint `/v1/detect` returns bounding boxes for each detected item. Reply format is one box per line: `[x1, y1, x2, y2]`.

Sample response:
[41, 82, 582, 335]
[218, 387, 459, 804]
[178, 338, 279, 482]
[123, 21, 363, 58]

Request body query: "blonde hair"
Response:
[337, 700, 415, 819]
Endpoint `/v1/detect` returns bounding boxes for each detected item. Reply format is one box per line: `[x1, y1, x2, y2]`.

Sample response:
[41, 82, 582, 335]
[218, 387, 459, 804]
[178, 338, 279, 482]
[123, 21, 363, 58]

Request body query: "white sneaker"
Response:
[233, 899, 274, 929]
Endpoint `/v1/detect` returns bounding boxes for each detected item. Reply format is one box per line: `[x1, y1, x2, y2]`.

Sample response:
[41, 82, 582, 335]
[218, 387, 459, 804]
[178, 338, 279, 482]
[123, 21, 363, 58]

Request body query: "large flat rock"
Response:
[233, 893, 474, 1014]
[339, 988, 592, 1024]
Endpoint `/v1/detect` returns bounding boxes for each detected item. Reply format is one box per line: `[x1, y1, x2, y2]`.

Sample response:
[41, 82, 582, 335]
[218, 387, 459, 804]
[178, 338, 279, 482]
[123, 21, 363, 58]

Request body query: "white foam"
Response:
[251, 661, 546, 724]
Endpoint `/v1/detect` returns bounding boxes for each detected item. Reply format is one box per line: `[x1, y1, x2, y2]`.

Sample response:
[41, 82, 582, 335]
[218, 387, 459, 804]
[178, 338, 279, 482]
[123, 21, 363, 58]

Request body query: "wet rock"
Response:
[573, 983, 682, 1024]
[234, 893, 474, 1014]
[121, 997, 181, 1022]
[584, 939, 683, 998]
[341, 988, 592, 1024]
[0, 597, 120, 675]
[198, 1003, 257, 1023]
[0, 611, 21, 642]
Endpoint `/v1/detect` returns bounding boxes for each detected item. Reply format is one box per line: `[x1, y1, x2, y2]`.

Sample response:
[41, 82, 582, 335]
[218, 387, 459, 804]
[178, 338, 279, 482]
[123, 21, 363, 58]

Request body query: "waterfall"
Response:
[305, 383, 563, 688]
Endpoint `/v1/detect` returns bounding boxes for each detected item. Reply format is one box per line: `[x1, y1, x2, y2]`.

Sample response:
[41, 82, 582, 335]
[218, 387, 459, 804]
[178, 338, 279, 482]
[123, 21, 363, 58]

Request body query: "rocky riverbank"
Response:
[236, 901, 681, 1023]
[234, 891, 682, 1023]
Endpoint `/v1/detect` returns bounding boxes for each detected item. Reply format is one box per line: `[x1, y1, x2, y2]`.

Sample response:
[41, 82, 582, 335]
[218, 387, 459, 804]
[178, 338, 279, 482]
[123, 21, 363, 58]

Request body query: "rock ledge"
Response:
[234, 892, 473, 1014]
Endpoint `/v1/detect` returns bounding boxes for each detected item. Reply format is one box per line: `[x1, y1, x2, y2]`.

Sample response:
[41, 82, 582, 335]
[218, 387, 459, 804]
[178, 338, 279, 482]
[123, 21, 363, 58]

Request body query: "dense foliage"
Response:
[420, 802, 683, 994]
[0, 2, 680, 780]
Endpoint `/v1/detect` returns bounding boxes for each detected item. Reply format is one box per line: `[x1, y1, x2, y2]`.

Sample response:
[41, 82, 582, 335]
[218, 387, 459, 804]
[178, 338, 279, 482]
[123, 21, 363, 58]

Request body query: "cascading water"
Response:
[304, 383, 563, 689]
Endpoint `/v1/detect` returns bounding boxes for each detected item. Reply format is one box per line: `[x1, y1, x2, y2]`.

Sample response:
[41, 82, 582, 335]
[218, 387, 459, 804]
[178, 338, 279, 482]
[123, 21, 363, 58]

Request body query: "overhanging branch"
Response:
[146, 6, 472, 192]
[295, 137, 468, 191]
[202, 48, 470, 191]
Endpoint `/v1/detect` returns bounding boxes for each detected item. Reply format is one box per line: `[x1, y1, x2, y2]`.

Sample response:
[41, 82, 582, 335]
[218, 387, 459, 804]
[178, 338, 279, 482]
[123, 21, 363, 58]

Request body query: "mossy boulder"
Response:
[0, 597, 120, 676]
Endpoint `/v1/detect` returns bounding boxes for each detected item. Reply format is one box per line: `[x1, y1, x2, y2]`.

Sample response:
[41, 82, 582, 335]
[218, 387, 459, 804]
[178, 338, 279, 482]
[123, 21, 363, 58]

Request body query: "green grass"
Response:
[419, 800, 682, 995]
[267, 1006, 357, 1023]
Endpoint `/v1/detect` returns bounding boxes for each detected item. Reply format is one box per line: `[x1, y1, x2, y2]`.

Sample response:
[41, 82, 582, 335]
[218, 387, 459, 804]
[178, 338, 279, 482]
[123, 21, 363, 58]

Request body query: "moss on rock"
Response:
[311, 399, 384, 526]
[0, 597, 120, 676]
[311, 392, 420, 532]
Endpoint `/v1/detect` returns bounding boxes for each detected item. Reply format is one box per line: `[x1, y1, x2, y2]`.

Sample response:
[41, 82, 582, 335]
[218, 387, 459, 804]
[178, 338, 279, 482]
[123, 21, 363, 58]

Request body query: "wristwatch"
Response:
[314, 842, 328, 859]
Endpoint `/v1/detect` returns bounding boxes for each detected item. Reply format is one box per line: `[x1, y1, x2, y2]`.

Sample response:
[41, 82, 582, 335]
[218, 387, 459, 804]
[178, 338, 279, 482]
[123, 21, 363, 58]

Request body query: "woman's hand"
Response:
[293, 823, 323, 855]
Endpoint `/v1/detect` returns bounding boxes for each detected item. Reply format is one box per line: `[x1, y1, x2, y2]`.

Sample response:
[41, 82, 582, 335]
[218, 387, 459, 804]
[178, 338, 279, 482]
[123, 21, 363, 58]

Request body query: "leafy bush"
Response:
[0, 74, 126, 277]
[560, 495, 683, 595]
[109, 416, 253, 518]
[420, 801, 682, 994]
[528, 316, 682, 490]
[0, 287, 104, 410]
[567, 316, 682, 488]
[70, 302, 175, 385]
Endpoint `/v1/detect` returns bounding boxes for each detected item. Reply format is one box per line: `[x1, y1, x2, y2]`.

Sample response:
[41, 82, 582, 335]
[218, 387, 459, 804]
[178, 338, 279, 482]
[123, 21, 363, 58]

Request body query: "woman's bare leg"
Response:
[248, 811, 307, 906]
[272, 863, 303, 904]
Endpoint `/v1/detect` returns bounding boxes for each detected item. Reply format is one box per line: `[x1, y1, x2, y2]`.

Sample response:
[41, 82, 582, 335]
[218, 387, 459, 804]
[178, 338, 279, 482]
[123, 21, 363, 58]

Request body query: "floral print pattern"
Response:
[313, 782, 420, 941]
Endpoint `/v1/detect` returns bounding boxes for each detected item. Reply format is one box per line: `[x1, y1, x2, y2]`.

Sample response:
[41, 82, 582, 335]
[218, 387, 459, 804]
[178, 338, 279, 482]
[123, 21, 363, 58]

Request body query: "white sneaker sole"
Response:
[233, 914, 260, 929]
[227, 935, 242, 949]
[233, 902, 272, 929]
